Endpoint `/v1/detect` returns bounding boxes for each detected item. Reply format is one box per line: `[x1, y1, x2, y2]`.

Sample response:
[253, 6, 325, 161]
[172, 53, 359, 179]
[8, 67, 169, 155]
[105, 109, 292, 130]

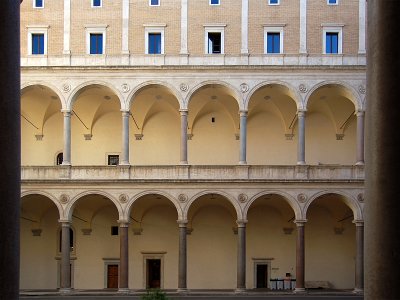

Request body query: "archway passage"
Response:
[187, 193, 238, 289]
[306, 84, 357, 165]
[21, 85, 63, 166]
[305, 193, 355, 289]
[129, 84, 180, 165]
[129, 194, 179, 289]
[188, 84, 240, 164]
[246, 194, 297, 289]
[247, 84, 298, 165]
[20, 194, 61, 290]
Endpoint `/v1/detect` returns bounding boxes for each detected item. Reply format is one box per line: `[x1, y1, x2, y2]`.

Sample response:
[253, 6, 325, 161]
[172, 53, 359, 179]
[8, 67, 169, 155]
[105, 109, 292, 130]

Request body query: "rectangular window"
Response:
[148, 33, 162, 54]
[32, 34, 45, 55]
[326, 32, 339, 54]
[34, 0, 44, 8]
[92, 0, 101, 7]
[208, 32, 221, 54]
[328, 0, 338, 4]
[269, 0, 279, 5]
[90, 33, 103, 54]
[210, 0, 220, 5]
[267, 32, 280, 54]
[107, 154, 119, 165]
[150, 0, 159, 6]
[111, 226, 119, 235]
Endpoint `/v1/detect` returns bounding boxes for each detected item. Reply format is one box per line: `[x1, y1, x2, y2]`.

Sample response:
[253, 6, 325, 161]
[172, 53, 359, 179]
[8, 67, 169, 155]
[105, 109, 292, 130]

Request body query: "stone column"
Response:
[354, 221, 364, 293]
[297, 110, 306, 165]
[294, 220, 306, 293]
[356, 110, 365, 165]
[118, 221, 129, 293]
[0, 1, 20, 298]
[62, 110, 72, 165]
[241, 0, 249, 54]
[63, 0, 71, 55]
[365, 2, 400, 298]
[236, 220, 247, 292]
[120, 111, 130, 165]
[177, 220, 188, 292]
[239, 111, 248, 165]
[180, 110, 188, 164]
[60, 221, 71, 292]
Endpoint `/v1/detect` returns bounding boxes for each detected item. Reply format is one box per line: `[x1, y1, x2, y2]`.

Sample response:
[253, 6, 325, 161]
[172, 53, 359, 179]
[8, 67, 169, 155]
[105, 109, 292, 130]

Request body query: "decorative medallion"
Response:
[297, 193, 307, 203]
[119, 194, 128, 203]
[59, 194, 70, 204]
[240, 83, 249, 93]
[358, 85, 366, 94]
[357, 193, 364, 203]
[238, 193, 248, 203]
[121, 83, 130, 93]
[178, 193, 188, 203]
[62, 83, 71, 93]
[298, 84, 308, 93]
[180, 83, 189, 92]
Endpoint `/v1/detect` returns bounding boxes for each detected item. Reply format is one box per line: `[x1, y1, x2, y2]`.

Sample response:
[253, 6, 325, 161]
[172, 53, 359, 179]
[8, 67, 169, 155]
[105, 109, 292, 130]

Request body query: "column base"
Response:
[61, 162, 71, 166]
[59, 288, 72, 294]
[238, 161, 247, 165]
[234, 288, 247, 294]
[355, 161, 365, 166]
[353, 288, 364, 294]
[179, 161, 188, 165]
[118, 288, 130, 294]
[296, 161, 306, 165]
[293, 287, 306, 293]
[177, 288, 189, 294]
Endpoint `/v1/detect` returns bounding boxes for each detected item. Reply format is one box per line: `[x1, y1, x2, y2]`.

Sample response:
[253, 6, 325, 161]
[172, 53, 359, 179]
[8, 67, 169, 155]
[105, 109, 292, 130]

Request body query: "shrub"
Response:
[141, 289, 169, 300]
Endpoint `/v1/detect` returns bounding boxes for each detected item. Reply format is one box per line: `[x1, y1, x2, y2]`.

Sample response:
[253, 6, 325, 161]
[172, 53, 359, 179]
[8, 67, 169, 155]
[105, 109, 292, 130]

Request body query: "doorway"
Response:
[146, 259, 161, 289]
[256, 264, 268, 288]
[107, 264, 119, 289]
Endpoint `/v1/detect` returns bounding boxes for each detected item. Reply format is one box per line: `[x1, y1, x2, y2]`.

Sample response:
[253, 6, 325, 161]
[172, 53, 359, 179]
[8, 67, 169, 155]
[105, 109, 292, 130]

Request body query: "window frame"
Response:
[268, 0, 280, 6]
[85, 25, 108, 55]
[264, 25, 284, 54]
[27, 25, 49, 56]
[209, 0, 220, 5]
[204, 25, 225, 54]
[149, 0, 160, 6]
[322, 24, 343, 54]
[92, 0, 102, 8]
[33, 0, 44, 8]
[144, 25, 165, 54]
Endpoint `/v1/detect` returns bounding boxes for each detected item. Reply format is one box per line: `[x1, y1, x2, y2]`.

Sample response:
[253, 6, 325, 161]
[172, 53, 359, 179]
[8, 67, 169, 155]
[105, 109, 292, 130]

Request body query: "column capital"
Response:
[179, 109, 189, 115]
[356, 110, 365, 117]
[177, 220, 188, 227]
[294, 219, 307, 226]
[236, 220, 248, 227]
[61, 109, 72, 115]
[58, 220, 71, 226]
[121, 109, 130, 115]
[118, 220, 130, 227]
[297, 109, 307, 116]
[353, 220, 364, 226]
[239, 110, 248, 117]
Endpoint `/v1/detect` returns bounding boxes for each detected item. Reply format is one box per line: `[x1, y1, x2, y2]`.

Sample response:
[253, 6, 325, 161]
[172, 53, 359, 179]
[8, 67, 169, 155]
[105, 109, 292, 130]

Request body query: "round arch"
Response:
[184, 80, 242, 110]
[245, 81, 302, 110]
[304, 190, 363, 221]
[67, 80, 124, 111]
[21, 190, 63, 219]
[126, 81, 183, 110]
[126, 190, 183, 220]
[65, 190, 123, 221]
[305, 81, 363, 111]
[21, 82, 65, 109]
[184, 190, 242, 220]
[244, 190, 302, 220]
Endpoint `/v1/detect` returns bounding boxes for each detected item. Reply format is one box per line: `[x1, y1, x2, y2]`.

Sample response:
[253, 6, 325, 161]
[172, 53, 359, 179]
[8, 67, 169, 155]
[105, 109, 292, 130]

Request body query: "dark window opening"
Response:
[108, 155, 119, 166]
[56, 153, 63, 165]
[111, 226, 119, 235]
[59, 228, 74, 253]
[211, 117, 215, 123]
[208, 32, 221, 54]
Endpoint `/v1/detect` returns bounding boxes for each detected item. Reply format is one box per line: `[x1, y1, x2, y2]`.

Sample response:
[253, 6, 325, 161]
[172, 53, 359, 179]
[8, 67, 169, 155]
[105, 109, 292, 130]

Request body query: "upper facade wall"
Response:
[20, 0, 366, 66]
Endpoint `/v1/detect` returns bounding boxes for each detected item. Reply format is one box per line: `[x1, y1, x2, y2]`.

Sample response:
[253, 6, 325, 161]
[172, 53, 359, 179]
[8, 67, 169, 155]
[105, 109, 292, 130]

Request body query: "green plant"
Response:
[141, 288, 169, 300]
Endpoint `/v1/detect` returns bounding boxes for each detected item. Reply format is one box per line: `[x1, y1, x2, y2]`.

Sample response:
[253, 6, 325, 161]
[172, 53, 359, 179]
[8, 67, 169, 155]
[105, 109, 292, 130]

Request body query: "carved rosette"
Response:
[178, 193, 188, 203]
[238, 193, 248, 203]
[59, 194, 70, 204]
[180, 83, 189, 92]
[62, 83, 71, 93]
[298, 84, 308, 93]
[240, 83, 249, 93]
[121, 83, 130, 93]
[358, 85, 366, 94]
[357, 193, 364, 203]
[119, 194, 128, 203]
[297, 193, 307, 203]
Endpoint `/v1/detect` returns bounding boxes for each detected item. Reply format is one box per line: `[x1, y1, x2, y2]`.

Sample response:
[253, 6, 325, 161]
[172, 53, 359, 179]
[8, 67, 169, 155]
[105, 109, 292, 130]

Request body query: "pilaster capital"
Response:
[118, 220, 130, 227]
[294, 219, 307, 226]
[177, 219, 188, 227]
[239, 110, 248, 117]
[236, 219, 248, 227]
[353, 220, 364, 227]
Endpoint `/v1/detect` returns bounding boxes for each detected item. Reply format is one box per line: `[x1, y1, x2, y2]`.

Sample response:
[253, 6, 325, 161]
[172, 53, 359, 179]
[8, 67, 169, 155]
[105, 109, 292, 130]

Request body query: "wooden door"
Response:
[107, 264, 119, 289]
[256, 264, 268, 288]
[146, 259, 161, 289]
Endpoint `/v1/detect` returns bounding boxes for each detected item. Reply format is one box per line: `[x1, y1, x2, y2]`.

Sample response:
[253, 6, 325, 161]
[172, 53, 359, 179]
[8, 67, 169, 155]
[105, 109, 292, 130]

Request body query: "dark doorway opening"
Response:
[146, 259, 161, 289]
[256, 264, 268, 288]
[107, 264, 119, 289]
